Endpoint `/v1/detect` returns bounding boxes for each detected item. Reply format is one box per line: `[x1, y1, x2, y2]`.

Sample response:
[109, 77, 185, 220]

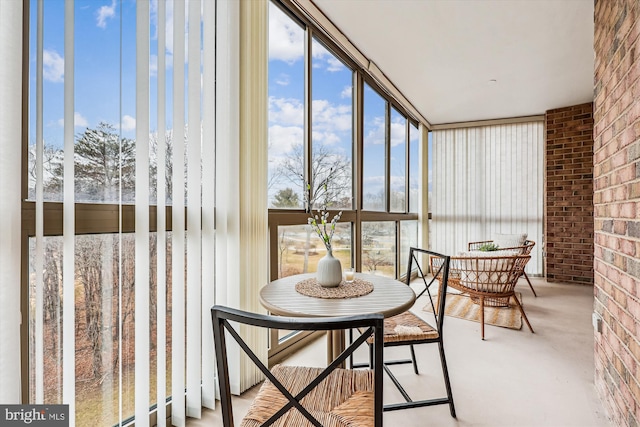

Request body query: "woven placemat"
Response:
[295, 278, 374, 299]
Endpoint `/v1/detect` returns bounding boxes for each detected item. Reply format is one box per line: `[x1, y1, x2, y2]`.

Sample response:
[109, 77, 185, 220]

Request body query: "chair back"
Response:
[211, 306, 384, 427]
[520, 240, 535, 255]
[450, 254, 530, 295]
[406, 247, 451, 334]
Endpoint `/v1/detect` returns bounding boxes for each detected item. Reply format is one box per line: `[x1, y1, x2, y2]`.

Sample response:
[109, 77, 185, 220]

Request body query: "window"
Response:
[267, 3, 305, 209]
[311, 37, 353, 210]
[409, 123, 420, 213]
[25, 1, 216, 425]
[390, 107, 407, 212]
[267, 1, 421, 359]
[362, 83, 386, 211]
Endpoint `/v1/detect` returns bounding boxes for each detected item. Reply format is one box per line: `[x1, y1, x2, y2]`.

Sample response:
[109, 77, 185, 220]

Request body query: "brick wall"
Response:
[545, 103, 594, 284]
[594, 0, 640, 426]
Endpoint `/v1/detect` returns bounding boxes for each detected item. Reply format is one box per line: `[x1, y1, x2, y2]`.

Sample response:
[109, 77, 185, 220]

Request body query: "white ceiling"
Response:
[312, 0, 595, 125]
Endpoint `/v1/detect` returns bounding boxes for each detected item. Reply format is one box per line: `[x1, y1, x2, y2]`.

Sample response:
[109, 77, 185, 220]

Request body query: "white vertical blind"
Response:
[201, 0, 217, 410]
[35, 0, 45, 405]
[0, 0, 23, 405]
[215, 0, 241, 394]
[186, 0, 203, 418]
[418, 123, 429, 250]
[23, 0, 267, 423]
[63, 0, 76, 423]
[238, 0, 269, 392]
[171, 0, 187, 424]
[135, 1, 151, 426]
[215, 0, 270, 395]
[431, 122, 544, 275]
[156, 0, 167, 424]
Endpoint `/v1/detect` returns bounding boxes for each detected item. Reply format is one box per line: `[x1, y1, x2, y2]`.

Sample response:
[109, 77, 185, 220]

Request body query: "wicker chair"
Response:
[350, 248, 456, 416]
[468, 239, 538, 296]
[212, 305, 384, 427]
[433, 253, 535, 340]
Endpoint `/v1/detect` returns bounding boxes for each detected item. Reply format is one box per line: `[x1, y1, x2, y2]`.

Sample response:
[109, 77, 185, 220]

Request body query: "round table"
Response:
[260, 272, 416, 364]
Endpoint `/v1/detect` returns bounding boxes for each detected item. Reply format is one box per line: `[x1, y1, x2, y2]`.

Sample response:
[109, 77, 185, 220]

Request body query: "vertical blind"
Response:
[7, 0, 269, 423]
[431, 122, 544, 275]
[27, 1, 227, 426]
[0, 0, 23, 405]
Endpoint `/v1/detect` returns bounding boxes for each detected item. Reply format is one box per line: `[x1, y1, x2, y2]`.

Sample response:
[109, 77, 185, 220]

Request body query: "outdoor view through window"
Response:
[268, 2, 420, 283]
[26, 1, 422, 424]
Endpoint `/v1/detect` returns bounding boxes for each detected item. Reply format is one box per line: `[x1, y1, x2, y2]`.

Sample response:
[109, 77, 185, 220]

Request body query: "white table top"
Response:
[259, 272, 416, 318]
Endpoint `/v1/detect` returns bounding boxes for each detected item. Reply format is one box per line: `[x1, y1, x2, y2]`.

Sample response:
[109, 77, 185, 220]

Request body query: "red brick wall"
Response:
[545, 103, 594, 284]
[594, 0, 640, 426]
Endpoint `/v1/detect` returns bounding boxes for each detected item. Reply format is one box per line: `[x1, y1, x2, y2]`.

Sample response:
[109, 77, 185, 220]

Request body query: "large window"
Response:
[362, 83, 387, 211]
[25, 1, 216, 425]
[267, 1, 421, 358]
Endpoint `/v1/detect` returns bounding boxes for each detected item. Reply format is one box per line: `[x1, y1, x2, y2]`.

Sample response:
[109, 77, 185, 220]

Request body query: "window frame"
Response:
[267, 1, 419, 361]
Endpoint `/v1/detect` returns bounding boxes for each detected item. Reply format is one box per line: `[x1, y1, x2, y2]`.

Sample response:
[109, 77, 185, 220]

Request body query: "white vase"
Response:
[316, 249, 343, 287]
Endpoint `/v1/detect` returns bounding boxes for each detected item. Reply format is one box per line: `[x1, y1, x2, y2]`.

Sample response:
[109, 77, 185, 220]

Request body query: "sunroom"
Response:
[0, 0, 637, 426]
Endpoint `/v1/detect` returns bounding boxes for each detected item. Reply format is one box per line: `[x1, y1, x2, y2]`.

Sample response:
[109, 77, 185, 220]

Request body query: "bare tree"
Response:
[277, 143, 351, 209]
[61, 122, 136, 202]
[362, 223, 392, 273]
[27, 144, 64, 200]
[76, 236, 105, 378]
[272, 188, 300, 277]
[274, 143, 351, 272]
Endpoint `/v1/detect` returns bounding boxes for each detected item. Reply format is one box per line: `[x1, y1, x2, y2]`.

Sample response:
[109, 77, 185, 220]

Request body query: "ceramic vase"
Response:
[316, 249, 342, 287]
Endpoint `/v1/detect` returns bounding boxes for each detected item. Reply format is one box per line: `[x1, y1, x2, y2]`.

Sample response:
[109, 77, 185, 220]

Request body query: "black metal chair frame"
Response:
[212, 305, 384, 427]
[349, 247, 456, 416]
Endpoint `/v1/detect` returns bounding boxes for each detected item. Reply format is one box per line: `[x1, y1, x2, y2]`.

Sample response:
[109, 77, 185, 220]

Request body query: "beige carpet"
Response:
[423, 292, 523, 330]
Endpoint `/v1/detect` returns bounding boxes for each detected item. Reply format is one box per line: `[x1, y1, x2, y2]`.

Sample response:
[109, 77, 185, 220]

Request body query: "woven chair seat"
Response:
[360, 311, 438, 344]
[241, 365, 375, 427]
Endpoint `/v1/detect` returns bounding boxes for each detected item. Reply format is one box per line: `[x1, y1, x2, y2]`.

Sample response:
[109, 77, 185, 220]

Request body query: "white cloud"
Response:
[96, 0, 116, 29]
[363, 175, 385, 186]
[312, 39, 329, 59]
[275, 74, 290, 86]
[57, 112, 89, 128]
[43, 50, 64, 83]
[326, 57, 345, 72]
[311, 99, 351, 132]
[390, 119, 405, 147]
[75, 112, 89, 128]
[269, 97, 304, 126]
[340, 86, 352, 99]
[269, 125, 303, 156]
[150, 54, 158, 76]
[122, 115, 136, 131]
[310, 39, 347, 72]
[409, 123, 419, 143]
[364, 117, 385, 146]
[269, 2, 304, 63]
[269, 97, 352, 148]
[312, 130, 340, 146]
[165, 1, 174, 55]
[389, 174, 406, 189]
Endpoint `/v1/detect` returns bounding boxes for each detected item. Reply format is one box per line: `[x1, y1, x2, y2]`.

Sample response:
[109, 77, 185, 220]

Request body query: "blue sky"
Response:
[267, 2, 418, 207]
[29, 0, 421, 205]
[29, 0, 166, 149]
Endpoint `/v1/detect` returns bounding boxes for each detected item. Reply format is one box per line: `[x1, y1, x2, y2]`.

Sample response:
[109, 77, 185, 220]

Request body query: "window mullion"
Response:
[304, 27, 312, 201]
[385, 101, 391, 213]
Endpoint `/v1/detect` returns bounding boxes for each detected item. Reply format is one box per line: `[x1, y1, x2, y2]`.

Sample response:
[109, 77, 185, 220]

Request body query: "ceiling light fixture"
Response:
[489, 79, 497, 84]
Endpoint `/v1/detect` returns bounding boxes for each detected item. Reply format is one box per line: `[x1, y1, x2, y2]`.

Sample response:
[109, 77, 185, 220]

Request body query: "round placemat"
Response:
[295, 278, 374, 299]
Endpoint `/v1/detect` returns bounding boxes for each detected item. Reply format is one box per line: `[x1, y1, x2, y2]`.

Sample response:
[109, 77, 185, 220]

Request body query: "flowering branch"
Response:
[304, 179, 342, 252]
[307, 209, 342, 251]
